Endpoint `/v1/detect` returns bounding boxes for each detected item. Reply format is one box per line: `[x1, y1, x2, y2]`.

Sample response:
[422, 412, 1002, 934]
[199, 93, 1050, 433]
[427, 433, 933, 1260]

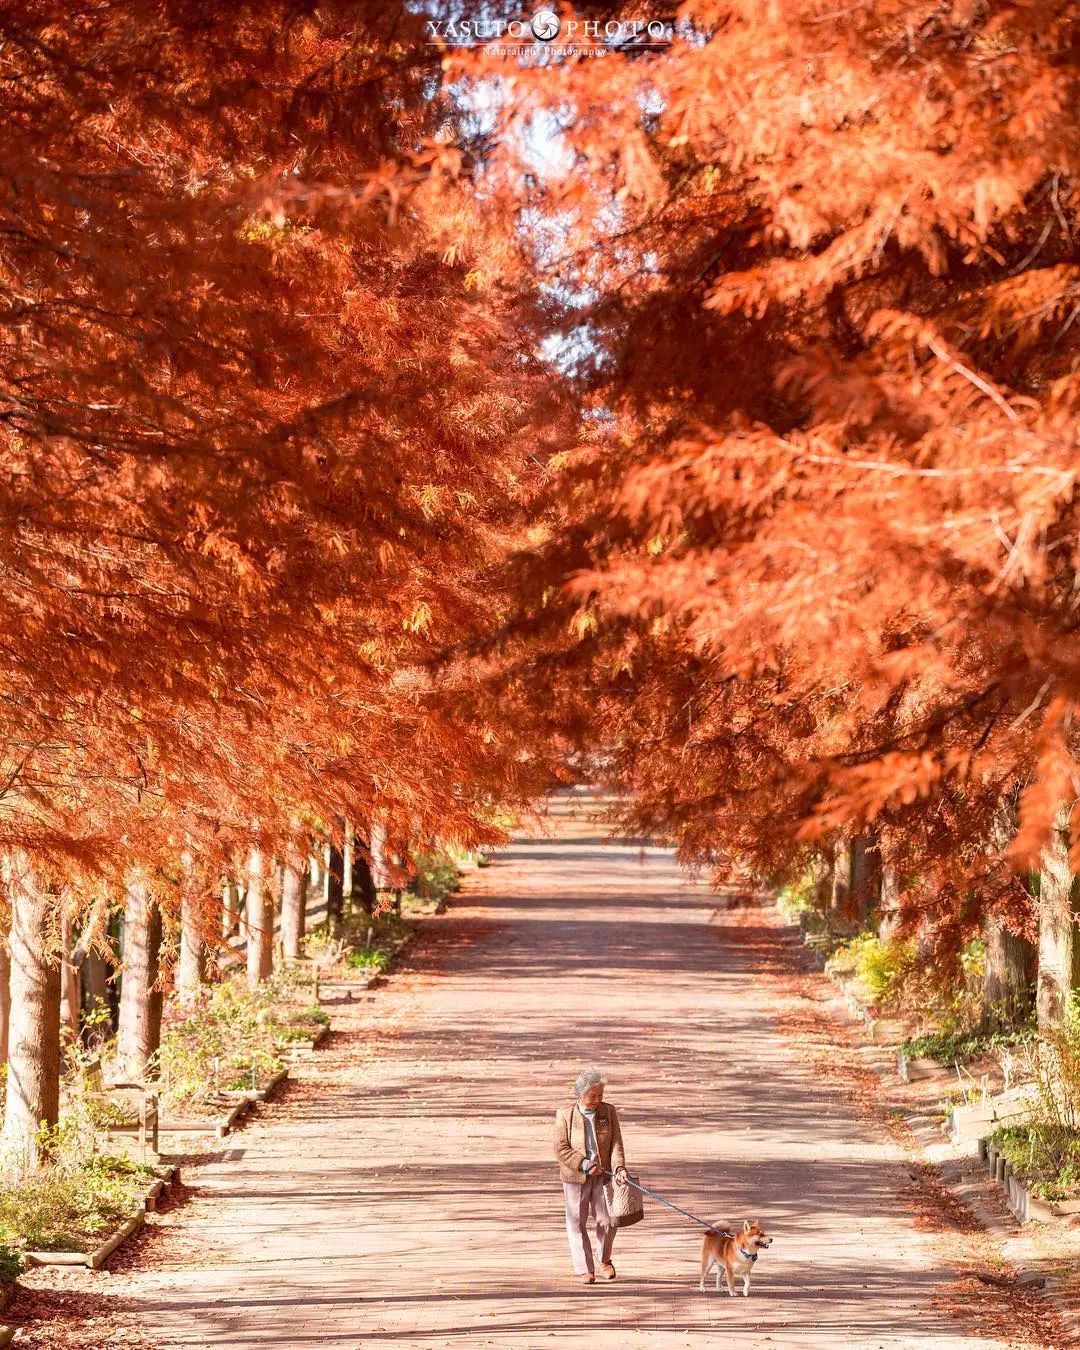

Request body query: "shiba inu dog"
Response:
[699, 1219, 772, 1297]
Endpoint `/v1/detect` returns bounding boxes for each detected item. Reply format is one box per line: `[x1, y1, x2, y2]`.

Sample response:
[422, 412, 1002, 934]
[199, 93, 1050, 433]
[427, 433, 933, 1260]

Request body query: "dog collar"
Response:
[735, 1246, 758, 1263]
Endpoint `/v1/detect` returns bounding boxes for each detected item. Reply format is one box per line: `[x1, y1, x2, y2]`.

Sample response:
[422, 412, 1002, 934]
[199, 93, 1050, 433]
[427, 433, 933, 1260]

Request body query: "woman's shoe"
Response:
[599, 1263, 616, 1280]
[580, 1272, 595, 1284]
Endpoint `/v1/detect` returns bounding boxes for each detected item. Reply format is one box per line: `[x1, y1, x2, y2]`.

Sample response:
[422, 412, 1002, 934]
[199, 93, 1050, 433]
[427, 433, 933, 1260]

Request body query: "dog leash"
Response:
[601, 1169, 731, 1238]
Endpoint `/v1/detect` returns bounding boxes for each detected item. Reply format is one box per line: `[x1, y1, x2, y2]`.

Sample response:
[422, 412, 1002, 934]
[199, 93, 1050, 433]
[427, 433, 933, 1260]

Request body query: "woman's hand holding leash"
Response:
[584, 1160, 626, 1183]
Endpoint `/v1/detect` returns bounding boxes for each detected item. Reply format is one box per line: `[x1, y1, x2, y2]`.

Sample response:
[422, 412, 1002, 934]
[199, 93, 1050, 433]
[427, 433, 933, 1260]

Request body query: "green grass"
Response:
[271, 1005, 330, 1045]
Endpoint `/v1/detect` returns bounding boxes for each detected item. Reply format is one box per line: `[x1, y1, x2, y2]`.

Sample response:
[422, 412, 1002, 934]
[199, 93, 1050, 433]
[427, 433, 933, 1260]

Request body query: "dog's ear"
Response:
[742, 1219, 752, 1234]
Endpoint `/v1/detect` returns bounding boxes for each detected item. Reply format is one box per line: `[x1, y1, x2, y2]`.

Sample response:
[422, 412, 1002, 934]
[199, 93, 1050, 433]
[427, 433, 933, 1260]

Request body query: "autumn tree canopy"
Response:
[447, 0, 1080, 946]
[3, 0, 1079, 969]
[0, 1, 561, 934]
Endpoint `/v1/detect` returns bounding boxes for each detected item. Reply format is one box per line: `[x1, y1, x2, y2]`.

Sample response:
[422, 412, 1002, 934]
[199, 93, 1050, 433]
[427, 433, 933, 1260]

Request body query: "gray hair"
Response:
[574, 1067, 607, 1097]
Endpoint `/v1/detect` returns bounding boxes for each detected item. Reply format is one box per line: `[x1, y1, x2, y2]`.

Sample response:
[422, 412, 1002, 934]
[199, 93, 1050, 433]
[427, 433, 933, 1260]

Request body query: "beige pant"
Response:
[562, 1173, 615, 1275]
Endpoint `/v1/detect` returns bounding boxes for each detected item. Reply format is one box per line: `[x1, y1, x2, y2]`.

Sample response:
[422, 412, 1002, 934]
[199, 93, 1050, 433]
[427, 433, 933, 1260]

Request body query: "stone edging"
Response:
[0, 1280, 13, 1346]
[221, 1066, 290, 1104]
[895, 1049, 944, 1083]
[25, 1212, 145, 1271]
[275, 1022, 329, 1056]
[158, 1096, 251, 1139]
[21, 1162, 180, 1275]
[791, 920, 1080, 1340]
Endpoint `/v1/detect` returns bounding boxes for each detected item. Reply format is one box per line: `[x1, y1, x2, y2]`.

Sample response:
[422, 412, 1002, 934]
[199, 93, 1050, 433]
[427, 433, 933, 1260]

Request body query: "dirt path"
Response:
[12, 790, 1062, 1347]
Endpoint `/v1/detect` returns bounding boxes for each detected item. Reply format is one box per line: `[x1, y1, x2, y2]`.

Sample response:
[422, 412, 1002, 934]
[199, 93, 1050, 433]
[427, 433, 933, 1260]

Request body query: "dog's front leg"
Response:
[725, 1269, 735, 1297]
[742, 1273, 751, 1298]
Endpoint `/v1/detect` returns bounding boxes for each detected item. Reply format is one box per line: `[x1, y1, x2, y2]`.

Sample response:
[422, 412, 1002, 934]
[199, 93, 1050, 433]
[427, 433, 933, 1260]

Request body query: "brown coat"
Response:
[554, 1100, 626, 1185]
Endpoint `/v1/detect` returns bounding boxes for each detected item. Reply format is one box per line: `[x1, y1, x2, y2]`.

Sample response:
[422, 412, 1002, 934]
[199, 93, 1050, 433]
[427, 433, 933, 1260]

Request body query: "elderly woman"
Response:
[554, 1067, 629, 1284]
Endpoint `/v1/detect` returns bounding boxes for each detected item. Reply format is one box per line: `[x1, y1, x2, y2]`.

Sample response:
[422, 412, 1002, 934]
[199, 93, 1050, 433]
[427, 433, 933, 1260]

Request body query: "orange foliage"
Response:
[0, 3, 561, 938]
[463, 1, 1080, 941]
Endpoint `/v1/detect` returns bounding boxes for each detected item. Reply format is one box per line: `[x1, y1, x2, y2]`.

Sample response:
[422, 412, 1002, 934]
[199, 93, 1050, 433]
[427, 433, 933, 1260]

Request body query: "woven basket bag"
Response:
[605, 1173, 645, 1228]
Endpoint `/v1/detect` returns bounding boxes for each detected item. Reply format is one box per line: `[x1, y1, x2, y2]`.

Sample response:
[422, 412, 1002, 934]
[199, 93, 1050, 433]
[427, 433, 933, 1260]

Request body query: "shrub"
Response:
[346, 946, 389, 973]
[155, 979, 286, 1107]
[901, 1023, 1035, 1065]
[776, 868, 819, 922]
[410, 848, 461, 901]
[0, 1243, 23, 1284]
[987, 1122, 1080, 1202]
[826, 933, 918, 1008]
[0, 1152, 154, 1253]
[984, 996, 1080, 1201]
[273, 1006, 330, 1043]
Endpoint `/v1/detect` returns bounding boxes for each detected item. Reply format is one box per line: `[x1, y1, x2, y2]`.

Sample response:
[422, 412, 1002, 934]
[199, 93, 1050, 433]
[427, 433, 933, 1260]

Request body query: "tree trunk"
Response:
[237, 877, 250, 943]
[828, 840, 852, 924]
[812, 850, 834, 910]
[350, 826, 377, 917]
[1037, 803, 1076, 1032]
[117, 875, 163, 1080]
[0, 922, 10, 1069]
[221, 878, 239, 938]
[177, 886, 203, 1008]
[850, 835, 881, 927]
[878, 861, 901, 942]
[81, 951, 109, 1027]
[371, 820, 387, 892]
[59, 910, 80, 1044]
[3, 855, 61, 1166]
[280, 841, 308, 960]
[245, 846, 273, 990]
[325, 837, 344, 933]
[983, 914, 1035, 1031]
[342, 823, 353, 905]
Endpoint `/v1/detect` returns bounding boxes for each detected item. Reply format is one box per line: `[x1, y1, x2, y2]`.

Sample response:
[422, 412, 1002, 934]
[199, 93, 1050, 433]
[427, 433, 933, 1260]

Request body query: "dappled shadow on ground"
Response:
[18, 797, 1060, 1348]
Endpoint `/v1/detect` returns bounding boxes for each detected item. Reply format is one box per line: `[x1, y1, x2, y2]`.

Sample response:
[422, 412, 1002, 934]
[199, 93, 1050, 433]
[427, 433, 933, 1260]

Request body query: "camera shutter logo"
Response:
[531, 10, 561, 41]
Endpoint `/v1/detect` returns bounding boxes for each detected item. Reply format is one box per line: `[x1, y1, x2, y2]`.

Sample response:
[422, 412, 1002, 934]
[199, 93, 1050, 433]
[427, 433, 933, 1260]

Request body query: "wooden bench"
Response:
[80, 1055, 160, 1159]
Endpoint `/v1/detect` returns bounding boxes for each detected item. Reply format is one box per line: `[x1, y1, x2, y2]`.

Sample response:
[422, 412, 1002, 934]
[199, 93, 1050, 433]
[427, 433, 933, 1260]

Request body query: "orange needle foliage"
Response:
[0, 3, 558, 937]
[464, 1, 1080, 942]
